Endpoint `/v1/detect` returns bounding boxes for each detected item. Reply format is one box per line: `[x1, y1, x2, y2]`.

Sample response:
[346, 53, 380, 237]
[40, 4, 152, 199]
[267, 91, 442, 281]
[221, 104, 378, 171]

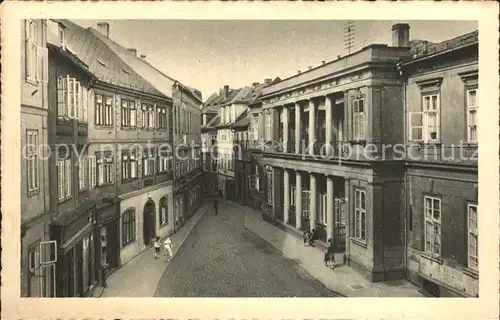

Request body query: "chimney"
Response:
[337, 55, 341, 59]
[97, 22, 110, 38]
[297, 70, 301, 74]
[223, 85, 229, 98]
[391, 23, 410, 47]
[252, 82, 260, 86]
[140, 55, 147, 60]
[321, 61, 326, 64]
[127, 48, 137, 56]
[308, 66, 312, 70]
[264, 78, 272, 84]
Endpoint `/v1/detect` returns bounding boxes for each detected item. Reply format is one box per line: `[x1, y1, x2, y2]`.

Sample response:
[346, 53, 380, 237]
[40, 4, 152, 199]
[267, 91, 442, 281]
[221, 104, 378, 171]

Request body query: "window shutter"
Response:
[58, 161, 64, 198]
[74, 80, 80, 121]
[57, 77, 65, 117]
[88, 156, 96, 188]
[65, 159, 71, 197]
[41, 47, 49, 83]
[36, 46, 44, 82]
[82, 87, 88, 122]
[137, 108, 143, 128]
[25, 21, 30, 77]
[409, 112, 424, 141]
[66, 76, 72, 118]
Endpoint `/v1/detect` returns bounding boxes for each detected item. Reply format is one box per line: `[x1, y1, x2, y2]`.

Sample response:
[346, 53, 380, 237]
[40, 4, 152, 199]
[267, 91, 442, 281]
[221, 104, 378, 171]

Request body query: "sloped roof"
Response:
[57, 20, 165, 98]
[409, 30, 478, 60]
[204, 114, 220, 128]
[232, 110, 250, 129]
[87, 25, 201, 102]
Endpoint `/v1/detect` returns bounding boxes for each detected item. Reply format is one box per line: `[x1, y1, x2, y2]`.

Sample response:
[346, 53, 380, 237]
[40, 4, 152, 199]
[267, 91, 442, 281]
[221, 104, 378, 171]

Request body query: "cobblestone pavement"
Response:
[154, 201, 340, 297]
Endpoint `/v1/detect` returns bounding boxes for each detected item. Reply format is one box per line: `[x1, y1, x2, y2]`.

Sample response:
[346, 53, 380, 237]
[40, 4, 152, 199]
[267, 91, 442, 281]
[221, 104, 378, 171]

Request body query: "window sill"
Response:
[122, 178, 138, 183]
[120, 126, 137, 131]
[351, 238, 367, 248]
[462, 267, 479, 279]
[460, 142, 478, 148]
[27, 189, 40, 197]
[95, 125, 114, 130]
[142, 128, 155, 131]
[420, 252, 443, 264]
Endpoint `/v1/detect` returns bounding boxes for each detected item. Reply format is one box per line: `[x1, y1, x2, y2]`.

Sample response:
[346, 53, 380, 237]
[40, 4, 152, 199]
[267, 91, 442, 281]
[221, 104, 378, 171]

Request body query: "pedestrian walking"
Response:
[163, 237, 173, 262]
[153, 236, 161, 259]
[324, 238, 336, 268]
[213, 199, 219, 216]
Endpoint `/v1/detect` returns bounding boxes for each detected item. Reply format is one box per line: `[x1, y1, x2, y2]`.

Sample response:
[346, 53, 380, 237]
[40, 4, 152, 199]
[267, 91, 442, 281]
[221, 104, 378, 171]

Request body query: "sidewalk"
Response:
[100, 202, 211, 297]
[238, 202, 424, 297]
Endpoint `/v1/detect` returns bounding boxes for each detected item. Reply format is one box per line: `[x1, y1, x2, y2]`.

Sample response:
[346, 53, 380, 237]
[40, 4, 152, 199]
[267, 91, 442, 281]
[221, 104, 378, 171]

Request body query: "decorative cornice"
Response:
[415, 77, 443, 89]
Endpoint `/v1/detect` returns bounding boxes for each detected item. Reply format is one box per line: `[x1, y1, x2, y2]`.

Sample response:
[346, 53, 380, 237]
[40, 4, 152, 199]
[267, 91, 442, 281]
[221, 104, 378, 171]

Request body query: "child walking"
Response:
[163, 237, 173, 262]
[153, 236, 161, 259]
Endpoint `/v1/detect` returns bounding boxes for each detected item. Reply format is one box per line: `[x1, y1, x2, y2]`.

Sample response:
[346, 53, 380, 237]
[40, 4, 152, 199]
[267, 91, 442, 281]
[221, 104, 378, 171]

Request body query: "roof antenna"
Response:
[344, 20, 355, 54]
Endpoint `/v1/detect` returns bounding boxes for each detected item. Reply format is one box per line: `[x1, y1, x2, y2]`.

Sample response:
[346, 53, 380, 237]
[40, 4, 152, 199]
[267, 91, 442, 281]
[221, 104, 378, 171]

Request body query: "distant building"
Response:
[399, 29, 479, 297]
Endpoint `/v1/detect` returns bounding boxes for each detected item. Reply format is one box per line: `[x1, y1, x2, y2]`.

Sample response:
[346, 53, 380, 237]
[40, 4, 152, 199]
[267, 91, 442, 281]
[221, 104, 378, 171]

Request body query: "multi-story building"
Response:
[83, 21, 204, 230]
[232, 111, 252, 206]
[38, 20, 203, 297]
[399, 30, 479, 297]
[20, 19, 52, 297]
[46, 19, 115, 297]
[201, 93, 221, 198]
[250, 24, 414, 282]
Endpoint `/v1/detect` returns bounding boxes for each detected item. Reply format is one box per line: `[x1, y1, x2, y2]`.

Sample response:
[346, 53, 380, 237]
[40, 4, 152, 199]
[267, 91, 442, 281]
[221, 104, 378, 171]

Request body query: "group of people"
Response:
[153, 236, 174, 262]
[303, 229, 336, 268]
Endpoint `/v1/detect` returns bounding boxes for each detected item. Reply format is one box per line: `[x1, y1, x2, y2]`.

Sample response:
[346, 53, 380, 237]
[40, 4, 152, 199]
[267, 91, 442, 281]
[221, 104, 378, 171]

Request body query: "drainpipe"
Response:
[399, 62, 409, 278]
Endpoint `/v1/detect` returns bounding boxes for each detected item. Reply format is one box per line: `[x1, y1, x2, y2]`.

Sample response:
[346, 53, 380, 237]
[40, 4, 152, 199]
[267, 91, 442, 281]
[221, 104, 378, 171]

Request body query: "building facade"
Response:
[250, 24, 413, 282]
[201, 95, 220, 198]
[20, 19, 52, 297]
[232, 110, 252, 206]
[20, 19, 204, 297]
[400, 30, 479, 297]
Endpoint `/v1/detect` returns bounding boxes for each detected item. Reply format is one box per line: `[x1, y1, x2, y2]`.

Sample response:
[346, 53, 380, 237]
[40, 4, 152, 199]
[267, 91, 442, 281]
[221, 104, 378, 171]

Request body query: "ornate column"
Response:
[282, 106, 289, 153]
[309, 172, 317, 230]
[325, 95, 332, 155]
[283, 169, 290, 224]
[326, 175, 334, 241]
[295, 102, 301, 154]
[308, 100, 316, 156]
[295, 170, 302, 230]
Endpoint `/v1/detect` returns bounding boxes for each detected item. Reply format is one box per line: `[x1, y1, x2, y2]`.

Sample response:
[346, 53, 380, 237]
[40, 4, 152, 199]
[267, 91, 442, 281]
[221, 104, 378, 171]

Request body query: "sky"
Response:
[73, 20, 477, 101]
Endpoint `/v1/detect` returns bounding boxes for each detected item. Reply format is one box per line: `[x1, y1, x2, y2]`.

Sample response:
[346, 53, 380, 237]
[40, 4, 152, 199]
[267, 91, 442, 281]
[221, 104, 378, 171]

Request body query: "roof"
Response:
[201, 87, 243, 112]
[406, 30, 478, 62]
[57, 20, 166, 98]
[203, 114, 220, 130]
[231, 110, 250, 129]
[47, 42, 95, 80]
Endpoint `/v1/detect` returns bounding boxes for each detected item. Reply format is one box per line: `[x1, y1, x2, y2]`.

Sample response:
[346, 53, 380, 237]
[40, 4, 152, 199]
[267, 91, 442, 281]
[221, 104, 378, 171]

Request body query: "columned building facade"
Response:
[250, 26, 413, 282]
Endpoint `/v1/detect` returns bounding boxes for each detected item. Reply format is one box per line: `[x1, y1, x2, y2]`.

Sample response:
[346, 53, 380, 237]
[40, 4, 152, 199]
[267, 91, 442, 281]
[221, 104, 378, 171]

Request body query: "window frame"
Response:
[352, 98, 366, 141]
[78, 155, 89, 191]
[159, 197, 169, 226]
[467, 203, 478, 271]
[26, 130, 39, 194]
[266, 169, 273, 205]
[25, 20, 38, 82]
[121, 149, 138, 182]
[424, 195, 442, 257]
[422, 93, 441, 143]
[96, 152, 114, 187]
[121, 98, 137, 128]
[156, 105, 168, 129]
[353, 188, 367, 243]
[142, 103, 155, 129]
[57, 158, 72, 201]
[95, 93, 113, 126]
[466, 88, 478, 144]
[121, 209, 136, 247]
[290, 186, 296, 208]
[142, 148, 157, 177]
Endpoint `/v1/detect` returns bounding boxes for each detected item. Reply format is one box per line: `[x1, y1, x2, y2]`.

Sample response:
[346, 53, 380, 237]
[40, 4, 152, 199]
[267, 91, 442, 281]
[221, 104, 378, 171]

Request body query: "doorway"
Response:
[143, 200, 156, 246]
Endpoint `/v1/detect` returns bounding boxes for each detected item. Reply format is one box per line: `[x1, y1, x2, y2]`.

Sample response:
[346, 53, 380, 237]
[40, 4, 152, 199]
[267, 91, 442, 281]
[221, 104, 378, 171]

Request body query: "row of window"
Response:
[174, 104, 200, 136]
[264, 172, 478, 271]
[218, 153, 234, 171]
[122, 197, 171, 247]
[218, 129, 234, 142]
[255, 89, 478, 145]
[54, 151, 175, 200]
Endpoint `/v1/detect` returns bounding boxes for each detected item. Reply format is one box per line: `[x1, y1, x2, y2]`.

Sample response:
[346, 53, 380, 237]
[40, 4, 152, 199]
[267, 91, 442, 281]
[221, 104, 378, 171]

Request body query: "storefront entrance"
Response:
[143, 200, 156, 246]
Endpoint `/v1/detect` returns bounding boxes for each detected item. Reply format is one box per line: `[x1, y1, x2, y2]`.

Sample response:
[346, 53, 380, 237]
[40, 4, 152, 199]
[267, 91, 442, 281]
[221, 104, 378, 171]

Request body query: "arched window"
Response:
[122, 209, 136, 247]
[159, 196, 168, 226]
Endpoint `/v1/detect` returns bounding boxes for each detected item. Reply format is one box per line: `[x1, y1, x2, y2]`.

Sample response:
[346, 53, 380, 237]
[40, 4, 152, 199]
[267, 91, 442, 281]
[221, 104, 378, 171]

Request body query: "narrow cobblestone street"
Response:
[154, 202, 339, 297]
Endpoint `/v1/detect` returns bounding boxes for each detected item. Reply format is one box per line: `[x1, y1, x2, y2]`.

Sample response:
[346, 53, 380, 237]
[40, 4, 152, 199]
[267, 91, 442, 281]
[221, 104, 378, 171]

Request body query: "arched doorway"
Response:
[143, 199, 156, 246]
